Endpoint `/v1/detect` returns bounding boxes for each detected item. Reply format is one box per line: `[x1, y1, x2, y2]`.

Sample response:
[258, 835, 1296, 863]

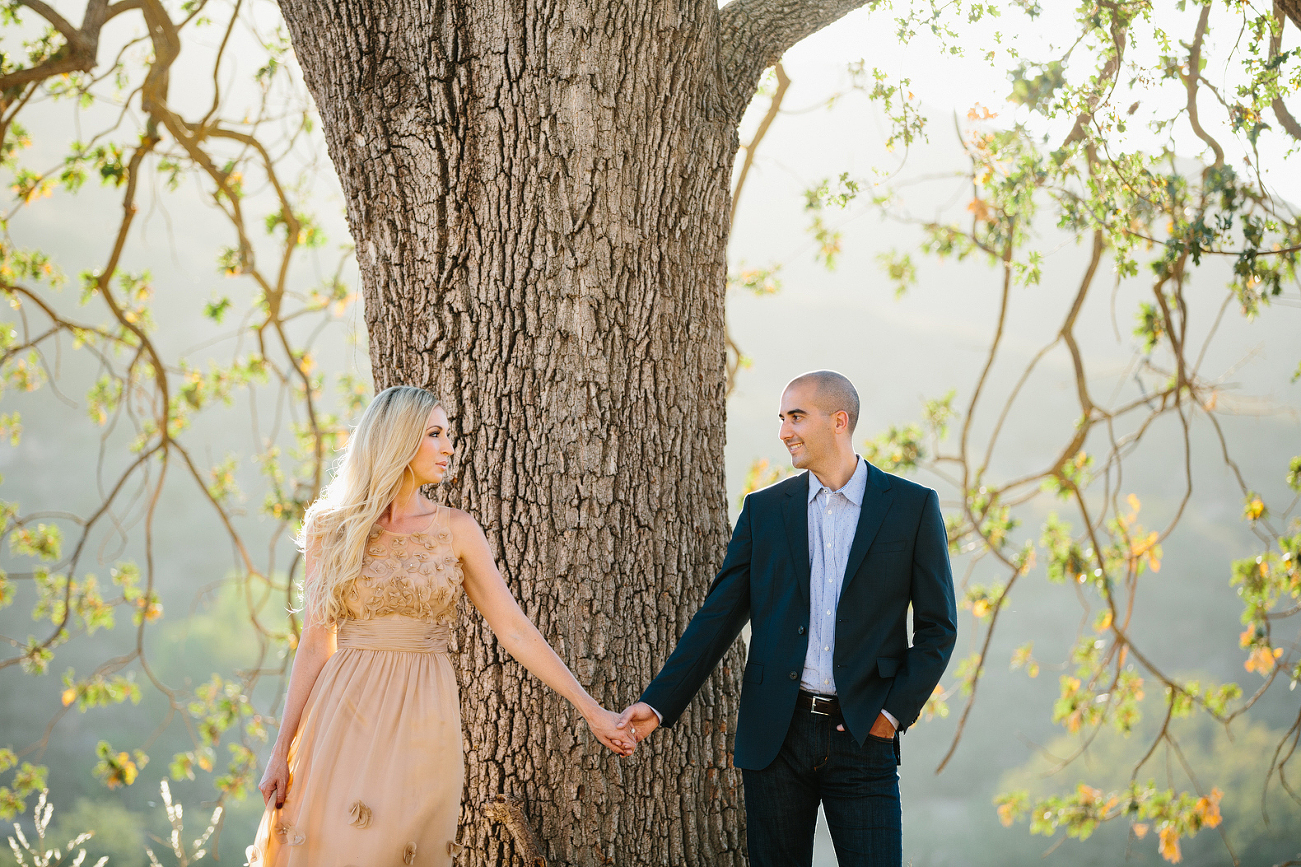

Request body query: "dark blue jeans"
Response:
[742, 706, 902, 867]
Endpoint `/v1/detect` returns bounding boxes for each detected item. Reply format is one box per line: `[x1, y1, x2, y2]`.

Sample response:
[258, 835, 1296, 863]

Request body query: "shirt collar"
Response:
[807, 457, 868, 506]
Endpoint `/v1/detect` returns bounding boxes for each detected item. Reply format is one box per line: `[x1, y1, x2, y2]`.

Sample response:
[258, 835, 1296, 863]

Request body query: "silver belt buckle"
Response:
[809, 695, 834, 716]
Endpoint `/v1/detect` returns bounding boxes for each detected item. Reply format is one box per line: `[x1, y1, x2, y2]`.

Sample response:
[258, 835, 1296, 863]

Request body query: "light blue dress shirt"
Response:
[802, 457, 897, 728]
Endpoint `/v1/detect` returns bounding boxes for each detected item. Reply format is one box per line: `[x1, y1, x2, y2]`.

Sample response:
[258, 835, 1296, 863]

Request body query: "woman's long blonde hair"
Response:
[298, 385, 443, 625]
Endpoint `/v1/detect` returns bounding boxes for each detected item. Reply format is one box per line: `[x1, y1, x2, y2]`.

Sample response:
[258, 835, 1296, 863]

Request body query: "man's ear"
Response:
[834, 409, 850, 435]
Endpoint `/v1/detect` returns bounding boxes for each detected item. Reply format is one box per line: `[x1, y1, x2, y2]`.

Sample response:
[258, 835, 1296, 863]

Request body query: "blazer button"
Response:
[789, 671, 798, 680]
[798, 626, 806, 635]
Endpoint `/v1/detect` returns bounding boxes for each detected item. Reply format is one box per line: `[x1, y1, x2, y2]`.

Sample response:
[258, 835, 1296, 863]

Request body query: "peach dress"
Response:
[248, 507, 465, 866]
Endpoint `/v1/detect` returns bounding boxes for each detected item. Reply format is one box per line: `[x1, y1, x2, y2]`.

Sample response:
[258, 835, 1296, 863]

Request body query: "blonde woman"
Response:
[249, 385, 633, 866]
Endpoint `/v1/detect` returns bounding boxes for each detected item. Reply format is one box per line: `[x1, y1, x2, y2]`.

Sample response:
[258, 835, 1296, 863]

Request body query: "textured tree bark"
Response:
[274, 0, 871, 863]
[1280, 0, 1301, 30]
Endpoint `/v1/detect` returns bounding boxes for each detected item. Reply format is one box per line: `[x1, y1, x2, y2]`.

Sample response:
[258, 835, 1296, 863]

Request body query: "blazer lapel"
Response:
[783, 472, 812, 609]
[841, 463, 895, 592]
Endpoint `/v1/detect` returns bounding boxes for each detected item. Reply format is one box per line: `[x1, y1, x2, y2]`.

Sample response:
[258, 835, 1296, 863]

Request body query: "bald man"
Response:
[618, 371, 956, 867]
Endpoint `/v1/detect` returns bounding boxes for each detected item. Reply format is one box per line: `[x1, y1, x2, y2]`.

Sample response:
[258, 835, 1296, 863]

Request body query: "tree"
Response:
[2, 0, 1300, 865]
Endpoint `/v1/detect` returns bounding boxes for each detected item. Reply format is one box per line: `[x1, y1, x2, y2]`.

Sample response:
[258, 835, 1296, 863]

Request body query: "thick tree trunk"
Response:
[278, 3, 742, 863]
[275, 0, 872, 863]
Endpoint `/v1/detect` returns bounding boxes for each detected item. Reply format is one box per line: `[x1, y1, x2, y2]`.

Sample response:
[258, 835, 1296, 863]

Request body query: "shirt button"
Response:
[824, 646, 830, 651]
[824, 679, 830, 685]
[826, 610, 832, 615]
[789, 671, 799, 680]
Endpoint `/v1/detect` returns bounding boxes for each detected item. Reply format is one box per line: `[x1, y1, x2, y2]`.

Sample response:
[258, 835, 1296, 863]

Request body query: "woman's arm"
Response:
[258, 546, 337, 807]
[453, 511, 634, 757]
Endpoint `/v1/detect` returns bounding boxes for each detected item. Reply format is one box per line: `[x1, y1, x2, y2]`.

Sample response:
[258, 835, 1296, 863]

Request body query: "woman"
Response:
[249, 386, 633, 866]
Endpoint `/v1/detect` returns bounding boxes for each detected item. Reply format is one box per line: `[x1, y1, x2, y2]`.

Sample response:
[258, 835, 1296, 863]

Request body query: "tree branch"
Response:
[0, 0, 119, 91]
[730, 62, 789, 229]
[1271, 3, 1301, 142]
[482, 796, 547, 867]
[1183, 3, 1225, 168]
[717, 0, 878, 122]
[21, 0, 83, 43]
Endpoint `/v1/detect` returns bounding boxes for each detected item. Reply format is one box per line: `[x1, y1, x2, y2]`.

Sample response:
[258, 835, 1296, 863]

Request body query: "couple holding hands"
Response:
[250, 370, 956, 867]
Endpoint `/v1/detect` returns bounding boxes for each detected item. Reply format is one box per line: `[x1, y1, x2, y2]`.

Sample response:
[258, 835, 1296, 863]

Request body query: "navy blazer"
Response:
[640, 461, 957, 771]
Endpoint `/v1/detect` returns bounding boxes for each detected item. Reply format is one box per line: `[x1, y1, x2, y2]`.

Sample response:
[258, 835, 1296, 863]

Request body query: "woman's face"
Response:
[409, 406, 453, 485]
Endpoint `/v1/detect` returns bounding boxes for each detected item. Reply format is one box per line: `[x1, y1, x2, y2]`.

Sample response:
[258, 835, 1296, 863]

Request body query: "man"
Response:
[617, 370, 956, 867]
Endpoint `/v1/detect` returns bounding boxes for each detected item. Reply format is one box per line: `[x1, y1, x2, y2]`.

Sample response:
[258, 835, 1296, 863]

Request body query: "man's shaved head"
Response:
[786, 370, 860, 433]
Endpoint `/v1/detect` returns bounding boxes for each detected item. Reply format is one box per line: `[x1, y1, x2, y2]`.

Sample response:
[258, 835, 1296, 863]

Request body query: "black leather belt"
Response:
[796, 690, 840, 716]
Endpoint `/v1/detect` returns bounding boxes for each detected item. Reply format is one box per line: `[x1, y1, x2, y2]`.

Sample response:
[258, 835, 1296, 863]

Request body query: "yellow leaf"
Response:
[1158, 825, 1182, 863]
[1245, 645, 1283, 673]
[1195, 788, 1223, 829]
[1133, 823, 1149, 839]
[62, 688, 77, 706]
[966, 198, 992, 223]
[1244, 495, 1267, 522]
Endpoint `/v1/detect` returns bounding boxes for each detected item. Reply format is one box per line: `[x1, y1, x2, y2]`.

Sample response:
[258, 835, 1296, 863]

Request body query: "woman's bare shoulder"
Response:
[443, 505, 483, 537]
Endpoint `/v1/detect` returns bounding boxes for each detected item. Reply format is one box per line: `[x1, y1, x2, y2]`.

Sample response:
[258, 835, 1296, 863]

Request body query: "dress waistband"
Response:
[336, 616, 450, 653]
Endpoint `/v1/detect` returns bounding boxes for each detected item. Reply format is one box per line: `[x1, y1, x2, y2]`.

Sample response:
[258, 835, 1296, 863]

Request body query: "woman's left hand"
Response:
[584, 706, 637, 757]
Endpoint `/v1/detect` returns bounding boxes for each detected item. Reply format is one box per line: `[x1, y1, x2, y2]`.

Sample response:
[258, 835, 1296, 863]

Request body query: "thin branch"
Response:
[1183, 4, 1226, 169]
[730, 62, 790, 229]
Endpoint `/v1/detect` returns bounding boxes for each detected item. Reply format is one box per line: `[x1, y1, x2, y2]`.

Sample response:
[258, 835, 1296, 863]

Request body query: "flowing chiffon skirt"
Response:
[248, 616, 463, 867]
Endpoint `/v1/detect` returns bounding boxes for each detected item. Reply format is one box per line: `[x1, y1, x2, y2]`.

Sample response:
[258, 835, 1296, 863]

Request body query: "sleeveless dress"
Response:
[247, 507, 465, 866]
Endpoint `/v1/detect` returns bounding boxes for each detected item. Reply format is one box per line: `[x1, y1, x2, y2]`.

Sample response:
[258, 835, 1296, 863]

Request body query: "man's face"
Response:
[778, 382, 838, 471]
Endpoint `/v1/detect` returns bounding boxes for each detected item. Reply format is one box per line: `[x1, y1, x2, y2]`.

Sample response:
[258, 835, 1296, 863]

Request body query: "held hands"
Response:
[615, 702, 660, 745]
[258, 752, 290, 808]
[584, 706, 638, 757]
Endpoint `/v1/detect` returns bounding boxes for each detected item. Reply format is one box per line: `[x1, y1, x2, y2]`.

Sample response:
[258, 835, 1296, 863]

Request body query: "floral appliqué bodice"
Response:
[341, 507, 463, 623]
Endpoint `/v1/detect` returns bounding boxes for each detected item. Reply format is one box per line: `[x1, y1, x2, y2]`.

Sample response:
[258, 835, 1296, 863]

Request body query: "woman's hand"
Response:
[258, 753, 290, 808]
[584, 706, 637, 757]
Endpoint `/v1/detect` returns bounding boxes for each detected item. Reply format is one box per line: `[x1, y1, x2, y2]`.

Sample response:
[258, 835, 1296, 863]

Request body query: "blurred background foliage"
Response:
[0, 0, 1299, 864]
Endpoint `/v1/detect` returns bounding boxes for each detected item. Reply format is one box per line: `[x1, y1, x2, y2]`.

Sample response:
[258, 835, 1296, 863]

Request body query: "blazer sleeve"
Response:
[639, 497, 754, 727]
[883, 488, 957, 733]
